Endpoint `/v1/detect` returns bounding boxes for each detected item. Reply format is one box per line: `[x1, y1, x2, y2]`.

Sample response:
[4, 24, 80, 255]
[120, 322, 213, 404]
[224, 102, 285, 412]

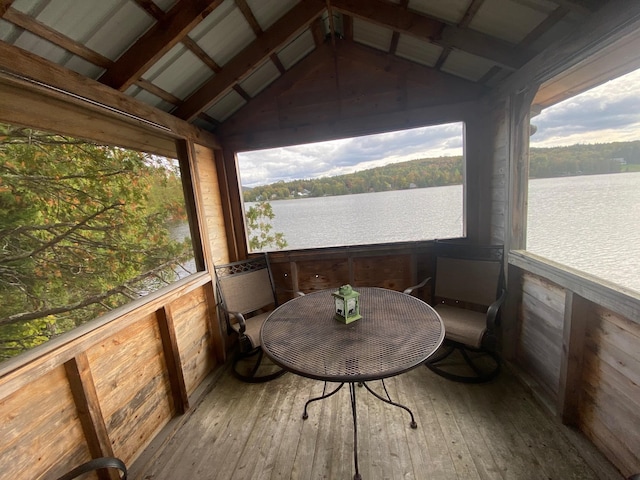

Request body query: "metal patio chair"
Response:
[405, 241, 506, 383]
[214, 254, 292, 383]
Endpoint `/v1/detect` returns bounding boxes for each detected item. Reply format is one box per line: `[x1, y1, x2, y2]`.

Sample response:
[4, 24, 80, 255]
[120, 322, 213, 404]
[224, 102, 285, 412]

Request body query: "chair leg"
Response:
[426, 344, 501, 384]
[231, 346, 287, 383]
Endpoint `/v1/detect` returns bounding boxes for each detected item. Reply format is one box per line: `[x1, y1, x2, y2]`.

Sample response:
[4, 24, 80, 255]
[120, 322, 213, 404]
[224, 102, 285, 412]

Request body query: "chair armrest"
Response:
[227, 310, 248, 334]
[486, 288, 507, 331]
[403, 277, 431, 295]
[56, 457, 127, 480]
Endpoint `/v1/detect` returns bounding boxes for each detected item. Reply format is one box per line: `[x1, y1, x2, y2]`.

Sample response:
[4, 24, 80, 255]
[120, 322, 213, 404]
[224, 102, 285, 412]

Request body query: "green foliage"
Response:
[0, 124, 194, 361]
[243, 141, 640, 202]
[245, 201, 287, 251]
[529, 141, 640, 177]
[243, 156, 463, 202]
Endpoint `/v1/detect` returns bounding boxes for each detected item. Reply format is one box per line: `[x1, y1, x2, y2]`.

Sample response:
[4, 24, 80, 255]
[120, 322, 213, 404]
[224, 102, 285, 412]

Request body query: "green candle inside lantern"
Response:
[332, 284, 362, 324]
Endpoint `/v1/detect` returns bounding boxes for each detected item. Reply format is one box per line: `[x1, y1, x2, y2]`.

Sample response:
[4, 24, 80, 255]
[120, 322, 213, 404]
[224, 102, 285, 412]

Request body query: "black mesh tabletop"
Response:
[261, 287, 445, 383]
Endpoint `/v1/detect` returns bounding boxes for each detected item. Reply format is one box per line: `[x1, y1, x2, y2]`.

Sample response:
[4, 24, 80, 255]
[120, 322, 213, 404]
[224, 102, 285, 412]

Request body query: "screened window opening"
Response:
[0, 123, 199, 362]
[527, 68, 640, 294]
[237, 123, 466, 252]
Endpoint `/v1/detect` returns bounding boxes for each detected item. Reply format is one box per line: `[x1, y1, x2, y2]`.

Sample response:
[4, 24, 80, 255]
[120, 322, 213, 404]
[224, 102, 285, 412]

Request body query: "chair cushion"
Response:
[229, 311, 270, 347]
[435, 304, 487, 348]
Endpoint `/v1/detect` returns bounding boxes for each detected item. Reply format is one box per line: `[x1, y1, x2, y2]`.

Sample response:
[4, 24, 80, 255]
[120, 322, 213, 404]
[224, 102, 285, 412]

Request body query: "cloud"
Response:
[238, 68, 640, 187]
[238, 122, 464, 187]
[531, 69, 640, 147]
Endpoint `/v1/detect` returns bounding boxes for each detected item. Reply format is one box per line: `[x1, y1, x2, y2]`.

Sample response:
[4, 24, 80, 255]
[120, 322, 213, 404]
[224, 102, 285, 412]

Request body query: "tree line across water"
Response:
[243, 141, 640, 202]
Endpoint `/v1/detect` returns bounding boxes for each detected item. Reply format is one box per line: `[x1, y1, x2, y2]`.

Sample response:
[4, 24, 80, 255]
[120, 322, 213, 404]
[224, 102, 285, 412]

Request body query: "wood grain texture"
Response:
[0, 365, 90, 480]
[86, 313, 174, 465]
[132, 365, 617, 480]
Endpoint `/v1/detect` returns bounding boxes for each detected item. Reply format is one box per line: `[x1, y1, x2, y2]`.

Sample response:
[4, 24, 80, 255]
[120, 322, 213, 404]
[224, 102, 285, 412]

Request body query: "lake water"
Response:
[246, 172, 640, 293]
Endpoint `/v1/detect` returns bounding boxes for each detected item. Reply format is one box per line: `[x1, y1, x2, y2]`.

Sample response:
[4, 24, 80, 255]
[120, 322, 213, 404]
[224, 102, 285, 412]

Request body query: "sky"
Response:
[237, 68, 640, 188]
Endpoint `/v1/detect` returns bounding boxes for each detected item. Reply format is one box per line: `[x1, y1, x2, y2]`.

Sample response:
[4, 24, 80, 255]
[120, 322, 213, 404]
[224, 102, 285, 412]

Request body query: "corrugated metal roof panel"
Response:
[63, 55, 105, 78]
[395, 35, 443, 67]
[353, 18, 392, 52]
[528, 13, 581, 52]
[277, 29, 314, 70]
[408, 0, 471, 24]
[142, 44, 213, 100]
[155, 0, 177, 12]
[12, 28, 69, 64]
[441, 49, 495, 82]
[246, 0, 298, 31]
[469, 0, 553, 44]
[239, 60, 281, 97]
[0, 19, 20, 41]
[206, 89, 247, 122]
[189, 0, 256, 67]
[126, 85, 175, 112]
[12, 0, 152, 61]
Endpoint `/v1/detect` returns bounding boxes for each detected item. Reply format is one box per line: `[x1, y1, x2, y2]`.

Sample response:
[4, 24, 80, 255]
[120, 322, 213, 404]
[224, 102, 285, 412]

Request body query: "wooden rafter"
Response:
[331, 0, 528, 70]
[133, 0, 165, 20]
[99, 0, 225, 91]
[0, 0, 15, 17]
[3, 7, 112, 68]
[173, 0, 325, 122]
[519, 5, 570, 49]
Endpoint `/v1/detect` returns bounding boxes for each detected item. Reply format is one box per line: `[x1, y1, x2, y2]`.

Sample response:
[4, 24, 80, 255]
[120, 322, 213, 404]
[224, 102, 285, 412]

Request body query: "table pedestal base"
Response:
[302, 380, 417, 480]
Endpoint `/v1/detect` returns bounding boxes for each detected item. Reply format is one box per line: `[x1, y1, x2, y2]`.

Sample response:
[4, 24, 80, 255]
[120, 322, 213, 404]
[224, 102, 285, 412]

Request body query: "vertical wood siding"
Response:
[86, 312, 174, 465]
[0, 366, 89, 480]
[518, 272, 565, 399]
[0, 277, 220, 479]
[509, 252, 640, 476]
[193, 143, 230, 268]
[580, 306, 640, 475]
[170, 286, 218, 395]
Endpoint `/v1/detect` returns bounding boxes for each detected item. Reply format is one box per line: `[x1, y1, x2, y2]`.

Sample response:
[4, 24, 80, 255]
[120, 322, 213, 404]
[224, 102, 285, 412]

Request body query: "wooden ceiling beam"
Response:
[331, 0, 527, 70]
[173, 0, 325, 122]
[3, 7, 112, 68]
[99, 0, 224, 91]
[0, 41, 220, 147]
[0, 0, 16, 17]
[331, 0, 442, 40]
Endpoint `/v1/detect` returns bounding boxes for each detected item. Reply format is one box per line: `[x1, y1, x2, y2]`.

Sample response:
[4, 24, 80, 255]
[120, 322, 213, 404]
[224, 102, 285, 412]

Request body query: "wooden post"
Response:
[557, 291, 591, 425]
[64, 353, 119, 480]
[157, 306, 189, 415]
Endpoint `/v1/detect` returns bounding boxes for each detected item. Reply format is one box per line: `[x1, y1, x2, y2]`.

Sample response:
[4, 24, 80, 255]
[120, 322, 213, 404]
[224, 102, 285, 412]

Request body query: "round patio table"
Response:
[261, 287, 444, 480]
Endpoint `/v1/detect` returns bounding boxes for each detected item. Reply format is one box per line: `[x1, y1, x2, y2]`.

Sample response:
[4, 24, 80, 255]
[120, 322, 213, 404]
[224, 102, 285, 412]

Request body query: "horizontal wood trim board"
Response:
[0, 272, 213, 399]
[0, 77, 178, 158]
[0, 42, 220, 148]
[509, 250, 640, 322]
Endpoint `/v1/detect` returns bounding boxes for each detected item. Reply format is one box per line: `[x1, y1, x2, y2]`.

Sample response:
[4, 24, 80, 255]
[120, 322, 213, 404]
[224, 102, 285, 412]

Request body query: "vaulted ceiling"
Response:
[0, 0, 628, 143]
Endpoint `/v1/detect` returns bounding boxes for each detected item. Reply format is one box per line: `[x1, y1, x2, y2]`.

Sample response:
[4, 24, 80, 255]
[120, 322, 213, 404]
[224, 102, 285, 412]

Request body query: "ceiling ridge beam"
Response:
[99, 0, 225, 91]
[173, 0, 326, 122]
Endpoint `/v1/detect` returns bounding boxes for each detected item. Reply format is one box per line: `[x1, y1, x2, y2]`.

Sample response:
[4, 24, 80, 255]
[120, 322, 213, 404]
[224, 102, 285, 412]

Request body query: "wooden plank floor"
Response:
[132, 365, 621, 480]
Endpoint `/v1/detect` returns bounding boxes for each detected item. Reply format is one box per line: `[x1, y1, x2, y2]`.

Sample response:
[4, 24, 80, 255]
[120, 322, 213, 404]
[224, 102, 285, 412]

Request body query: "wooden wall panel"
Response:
[352, 254, 412, 291]
[490, 104, 509, 245]
[296, 258, 350, 292]
[193, 143, 230, 268]
[86, 313, 173, 465]
[170, 285, 217, 395]
[579, 306, 640, 476]
[518, 273, 565, 399]
[0, 366, 89, 480]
